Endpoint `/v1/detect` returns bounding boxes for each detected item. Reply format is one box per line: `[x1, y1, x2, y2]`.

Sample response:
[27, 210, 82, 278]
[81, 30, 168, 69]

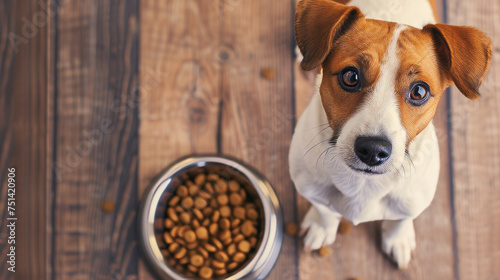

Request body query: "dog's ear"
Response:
[423, 24, 492, 100]
[295, 0, 363, 71]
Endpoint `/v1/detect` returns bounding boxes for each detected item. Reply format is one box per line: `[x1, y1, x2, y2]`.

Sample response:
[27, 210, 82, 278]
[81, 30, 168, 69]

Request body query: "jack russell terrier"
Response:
[289, 0, 491, 268]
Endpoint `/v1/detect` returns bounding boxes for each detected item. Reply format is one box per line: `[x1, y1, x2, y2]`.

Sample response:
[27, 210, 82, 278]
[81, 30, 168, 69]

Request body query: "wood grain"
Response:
[50, 0, 140, 279]
[0, 1, 49, 279]
[217, 1, 297, 279]
[139, 0, 298, 278]
[139, 1, 223, 278]
[446, 0, 500, 279]
[1, 0, 498, 279]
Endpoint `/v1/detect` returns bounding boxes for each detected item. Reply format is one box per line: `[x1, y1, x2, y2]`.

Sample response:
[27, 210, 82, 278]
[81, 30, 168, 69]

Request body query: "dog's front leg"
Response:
[301, 202, 341, 250]
[381, 218, 416, 269]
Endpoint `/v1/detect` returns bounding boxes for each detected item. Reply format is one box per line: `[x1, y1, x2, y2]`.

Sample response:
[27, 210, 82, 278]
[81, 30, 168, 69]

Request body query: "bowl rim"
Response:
[138, 154, 284, 280]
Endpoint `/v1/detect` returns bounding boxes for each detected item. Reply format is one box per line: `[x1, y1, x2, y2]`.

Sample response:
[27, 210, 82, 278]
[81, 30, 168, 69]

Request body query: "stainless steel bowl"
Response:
[139, 155, 284, 280]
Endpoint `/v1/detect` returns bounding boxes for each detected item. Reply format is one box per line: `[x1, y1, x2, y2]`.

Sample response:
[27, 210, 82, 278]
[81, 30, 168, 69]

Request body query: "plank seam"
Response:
[50, 0, 60, 278]
[290, 0, 299, 279]
[441, 0, 460, 279]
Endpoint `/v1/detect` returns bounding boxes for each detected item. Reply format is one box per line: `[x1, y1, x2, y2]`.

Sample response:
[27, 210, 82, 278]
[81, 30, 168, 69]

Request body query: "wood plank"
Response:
[446, 0, 500, 279]
[0, 1, 49, 279]
[51, 0, 140, 279]
[295, 1, 455, 279]
[218, 1, 297, 279]
[139, 0, 222, 278]
[139, 0, 297, 278]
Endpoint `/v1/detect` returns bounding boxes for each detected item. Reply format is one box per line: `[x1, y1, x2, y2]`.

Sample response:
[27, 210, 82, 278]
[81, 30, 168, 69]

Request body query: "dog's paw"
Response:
[381, 220, 416, 269]
[301, 206, 338, 250]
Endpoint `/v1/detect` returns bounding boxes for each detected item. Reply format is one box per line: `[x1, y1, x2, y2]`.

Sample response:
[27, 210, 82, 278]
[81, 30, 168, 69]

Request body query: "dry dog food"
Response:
[285, 222, 299, 237]
[318, 246, 331, 258]
[161, 170, 262, 279]
[338, 218, 352, 235]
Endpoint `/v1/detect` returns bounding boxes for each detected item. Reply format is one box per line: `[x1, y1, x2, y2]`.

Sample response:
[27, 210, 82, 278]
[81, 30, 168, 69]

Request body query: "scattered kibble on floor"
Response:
[317, 246, 331, 257]
[285, 222, 299, 236]
[260, 68, 275, 79]
[338, 219, 353, 235]
[101, 200, 115, 213]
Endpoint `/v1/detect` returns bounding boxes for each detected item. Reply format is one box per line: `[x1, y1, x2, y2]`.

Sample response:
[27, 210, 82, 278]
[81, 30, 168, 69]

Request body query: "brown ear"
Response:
[423, 23, 492, 100]
[295, 0, 363, 71]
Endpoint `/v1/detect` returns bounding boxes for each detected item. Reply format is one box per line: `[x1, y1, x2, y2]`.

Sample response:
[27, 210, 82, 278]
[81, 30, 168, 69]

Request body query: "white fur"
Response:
[290, 0, 439, 269]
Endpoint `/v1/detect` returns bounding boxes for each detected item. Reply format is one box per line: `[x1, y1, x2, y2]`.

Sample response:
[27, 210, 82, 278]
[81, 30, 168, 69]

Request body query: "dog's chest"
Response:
[325, 177, 425, 225]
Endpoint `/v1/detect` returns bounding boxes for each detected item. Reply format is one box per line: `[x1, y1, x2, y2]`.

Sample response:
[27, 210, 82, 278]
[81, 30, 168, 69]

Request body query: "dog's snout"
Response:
[354, 136, 392, 166]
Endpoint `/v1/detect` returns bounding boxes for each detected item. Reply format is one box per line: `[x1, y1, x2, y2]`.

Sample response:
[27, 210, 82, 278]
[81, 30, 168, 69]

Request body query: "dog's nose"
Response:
[354, 136, 392, 166]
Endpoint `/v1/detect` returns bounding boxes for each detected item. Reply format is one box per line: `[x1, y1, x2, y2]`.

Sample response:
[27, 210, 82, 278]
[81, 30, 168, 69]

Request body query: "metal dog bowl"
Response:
[139, 155, 284, 280]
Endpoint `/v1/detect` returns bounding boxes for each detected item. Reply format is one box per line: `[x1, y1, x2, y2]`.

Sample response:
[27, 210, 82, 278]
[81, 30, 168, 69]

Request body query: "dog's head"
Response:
[295, 0, 491, 175]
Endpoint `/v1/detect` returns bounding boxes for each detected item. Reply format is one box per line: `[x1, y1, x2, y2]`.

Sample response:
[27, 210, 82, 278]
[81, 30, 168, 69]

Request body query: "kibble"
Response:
[177, 185, 188, 197]
[196, 227, 209, 240]
[184, 230, 196, 243]
[215, 251, 229, 263]
[179, 256, 189, 265]
[101, 200, 116, 213]
[318, 246, 331, 257]
[238, 240, 251, 253]
[217, 194, 229, 205]
[163, 232, 174, 244]
[168, 196, 180, 206]
[338, 219, 353, 235]
[260, 67, 275, 79]
[212, 238, 224, 250]
[193, 208, 203, 221]
[190, 254, 204, 267]
[285, 222, 299, 236]
[199, 266, 213, 279]
[233, 252, 246, 263]
[215, 268, 227, 276]
[229, 193, 243, 206]
[161, 169, 262, 278]
[195, 197, 208, 209]
[233, 207, 246, 220]
[194, 174, 206, 186]
[180, 212, 191, 224]
[207, 174, 219, 182]
[181, 197, 193, 209]
[228, 180, 240, 192]
[227, 262, 238, 271]
[220, 206, 231, 217]
[164, 218, 174, 229]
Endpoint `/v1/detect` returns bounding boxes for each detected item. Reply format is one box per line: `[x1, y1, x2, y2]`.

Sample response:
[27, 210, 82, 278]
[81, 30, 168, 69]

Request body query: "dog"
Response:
[289, 0, 491, 268]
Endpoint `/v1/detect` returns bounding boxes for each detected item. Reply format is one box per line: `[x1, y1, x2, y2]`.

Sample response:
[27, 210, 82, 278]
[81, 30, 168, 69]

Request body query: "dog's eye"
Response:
[338, 67, 361, 92]
[408, 82, 431, 106]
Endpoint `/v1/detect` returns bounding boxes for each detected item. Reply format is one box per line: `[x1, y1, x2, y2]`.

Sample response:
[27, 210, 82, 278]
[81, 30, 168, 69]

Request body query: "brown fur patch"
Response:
[395, 27, 450, 143]
[320, 19, 396, 134]
[333, 0, 351, 5]
[396, 24, 491, 143]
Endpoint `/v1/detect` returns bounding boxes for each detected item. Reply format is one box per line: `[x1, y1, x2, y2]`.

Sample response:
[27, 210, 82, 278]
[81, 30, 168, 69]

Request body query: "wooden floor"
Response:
[1, 0, 499, 279]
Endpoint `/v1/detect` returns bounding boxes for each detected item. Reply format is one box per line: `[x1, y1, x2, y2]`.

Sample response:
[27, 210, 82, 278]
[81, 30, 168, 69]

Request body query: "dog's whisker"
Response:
[303, 125, 332, 149]
[315, 146, 333, 173]
[302, 138, 331, 159]
[301, 122, 330, 132]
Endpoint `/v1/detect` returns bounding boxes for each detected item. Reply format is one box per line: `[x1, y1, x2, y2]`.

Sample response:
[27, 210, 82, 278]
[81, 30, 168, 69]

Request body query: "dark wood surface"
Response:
[1, 0, 499, 279]
[0, 1, 49, 279]
[447, 1, 500, 279]
[49, 0, 140, 279]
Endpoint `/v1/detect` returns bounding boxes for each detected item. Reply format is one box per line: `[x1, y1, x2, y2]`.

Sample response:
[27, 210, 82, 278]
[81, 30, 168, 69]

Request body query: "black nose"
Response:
[354, 136, 392, 166]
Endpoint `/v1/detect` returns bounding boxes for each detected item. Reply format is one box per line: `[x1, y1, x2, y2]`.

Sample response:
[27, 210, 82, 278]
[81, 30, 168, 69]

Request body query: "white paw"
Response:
[382, 220, 416, 269]
[301, 206, 338, 250]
